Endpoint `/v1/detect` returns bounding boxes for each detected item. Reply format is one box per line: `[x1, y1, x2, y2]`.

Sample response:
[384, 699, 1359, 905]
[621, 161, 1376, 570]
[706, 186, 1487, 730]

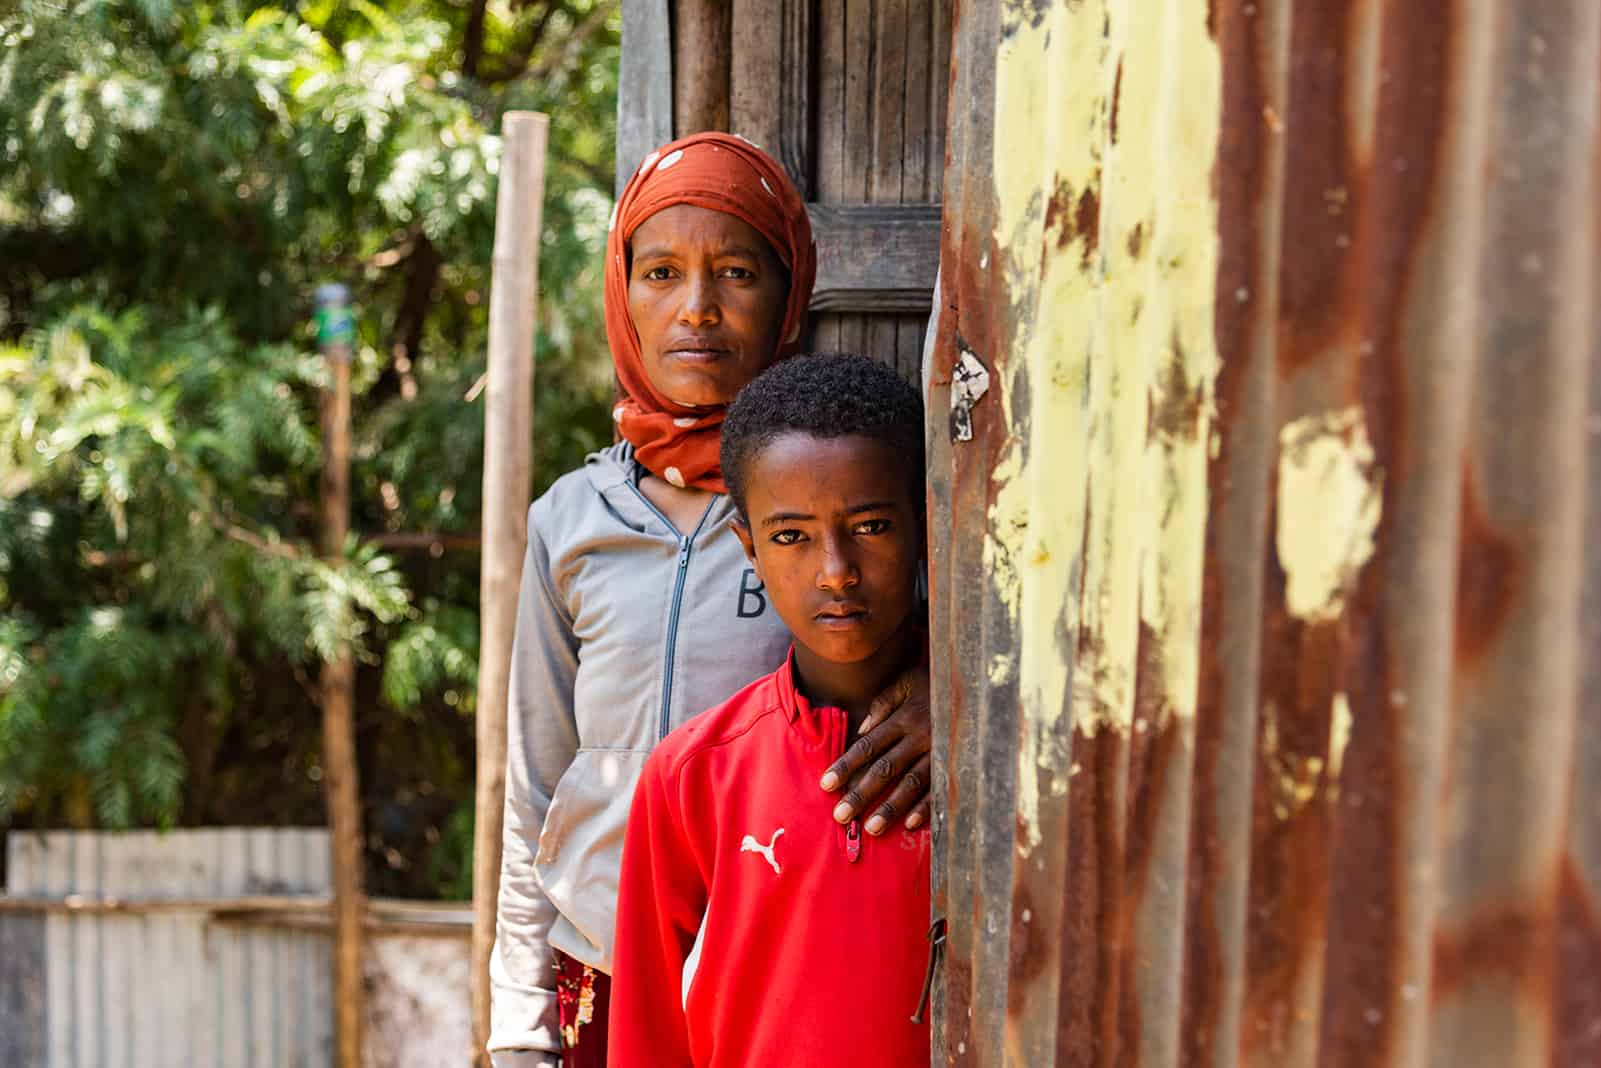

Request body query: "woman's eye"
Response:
[721, 266, 755, 280]
[853, 519, 891, 536]
[643, 266, 674, 281]
[771, 529, 804, 545]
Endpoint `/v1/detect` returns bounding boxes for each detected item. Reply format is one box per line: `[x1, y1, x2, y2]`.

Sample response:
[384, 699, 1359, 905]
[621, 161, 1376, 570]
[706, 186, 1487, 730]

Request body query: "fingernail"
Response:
[819, 771, 839, 791]
[907, 812, 924, 829]
[865, 816, 886, 836]
[857, 719, 873, 736]
[833, 801, 853, 823]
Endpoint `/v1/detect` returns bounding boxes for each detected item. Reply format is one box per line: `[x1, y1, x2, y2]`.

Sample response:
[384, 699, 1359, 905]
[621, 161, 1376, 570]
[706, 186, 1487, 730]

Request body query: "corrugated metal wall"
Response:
[4, 829, 334, 1068]
[926, 1, 1601, 1065]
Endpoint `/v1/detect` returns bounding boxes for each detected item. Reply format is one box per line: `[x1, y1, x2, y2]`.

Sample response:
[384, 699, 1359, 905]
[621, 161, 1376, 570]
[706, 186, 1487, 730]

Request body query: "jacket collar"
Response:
[775, 624, 930, 737]
[774, 647, 844, 750]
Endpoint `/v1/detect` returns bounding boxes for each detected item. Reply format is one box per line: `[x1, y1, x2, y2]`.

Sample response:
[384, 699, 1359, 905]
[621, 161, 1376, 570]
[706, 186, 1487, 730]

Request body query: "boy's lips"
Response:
[814, 603, 869, 629]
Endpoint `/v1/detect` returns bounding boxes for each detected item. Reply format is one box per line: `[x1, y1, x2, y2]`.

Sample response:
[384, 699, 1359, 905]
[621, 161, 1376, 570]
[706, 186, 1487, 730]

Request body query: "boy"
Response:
[607, 354, 932, 1067]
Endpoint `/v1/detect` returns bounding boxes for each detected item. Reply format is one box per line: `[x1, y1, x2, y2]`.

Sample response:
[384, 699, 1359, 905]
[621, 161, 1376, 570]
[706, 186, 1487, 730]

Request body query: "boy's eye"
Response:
[770, 529, 805, 545]
[853, 518, 891, 536]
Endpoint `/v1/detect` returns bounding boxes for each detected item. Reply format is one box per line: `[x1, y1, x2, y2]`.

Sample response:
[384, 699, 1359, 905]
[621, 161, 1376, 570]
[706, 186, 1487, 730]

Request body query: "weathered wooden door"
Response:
[616, 0, 952, 382]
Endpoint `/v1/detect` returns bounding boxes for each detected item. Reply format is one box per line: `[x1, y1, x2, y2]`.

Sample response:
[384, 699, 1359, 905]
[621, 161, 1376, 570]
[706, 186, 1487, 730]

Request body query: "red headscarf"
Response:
[605, 132, 816, 493]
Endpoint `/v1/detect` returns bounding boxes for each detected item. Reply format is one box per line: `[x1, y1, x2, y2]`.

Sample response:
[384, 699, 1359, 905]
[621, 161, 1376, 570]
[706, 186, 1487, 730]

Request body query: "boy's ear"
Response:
[731, 515, 761, 573]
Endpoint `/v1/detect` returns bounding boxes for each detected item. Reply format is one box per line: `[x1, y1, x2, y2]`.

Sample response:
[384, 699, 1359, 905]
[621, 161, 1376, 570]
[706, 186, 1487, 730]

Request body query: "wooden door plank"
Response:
[928, 0, 954, 202]
[870, 0, 909, 203]
[902, 0, 933, 201]
[616, 0, 673, 193]
[895, 315, 927, 384]
[731, 0, 784, 154]
[731, 0, 812, 193]
[816, 0, 849, 200]
[674, 0, 731, 134]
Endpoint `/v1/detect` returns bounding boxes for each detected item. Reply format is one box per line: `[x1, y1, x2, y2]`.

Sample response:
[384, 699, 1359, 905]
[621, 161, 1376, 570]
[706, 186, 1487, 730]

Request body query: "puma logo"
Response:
[739, 828, 785, 874]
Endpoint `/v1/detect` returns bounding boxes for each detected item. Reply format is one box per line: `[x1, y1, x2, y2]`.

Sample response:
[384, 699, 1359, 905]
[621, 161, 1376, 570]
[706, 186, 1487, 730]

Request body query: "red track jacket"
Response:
[608, 652, 932, 1067]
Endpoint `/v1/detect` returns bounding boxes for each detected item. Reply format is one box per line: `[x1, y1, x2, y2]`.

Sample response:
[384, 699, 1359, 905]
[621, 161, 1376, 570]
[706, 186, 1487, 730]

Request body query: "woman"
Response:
[488, 133, 933, 1068]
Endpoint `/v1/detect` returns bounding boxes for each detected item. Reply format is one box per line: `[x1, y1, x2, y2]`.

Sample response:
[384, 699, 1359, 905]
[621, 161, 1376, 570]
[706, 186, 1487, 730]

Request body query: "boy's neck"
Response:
[791, 619, 920, 734]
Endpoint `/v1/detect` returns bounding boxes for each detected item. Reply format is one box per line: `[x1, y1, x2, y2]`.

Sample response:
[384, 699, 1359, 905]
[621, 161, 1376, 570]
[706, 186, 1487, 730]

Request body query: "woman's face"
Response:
[627, 204, 789, 409]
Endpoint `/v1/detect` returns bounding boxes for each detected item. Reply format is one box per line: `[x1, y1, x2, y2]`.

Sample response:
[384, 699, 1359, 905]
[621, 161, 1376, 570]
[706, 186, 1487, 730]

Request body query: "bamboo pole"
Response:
[471, 110, 549, 1068]
[315, 282, 364, 1068]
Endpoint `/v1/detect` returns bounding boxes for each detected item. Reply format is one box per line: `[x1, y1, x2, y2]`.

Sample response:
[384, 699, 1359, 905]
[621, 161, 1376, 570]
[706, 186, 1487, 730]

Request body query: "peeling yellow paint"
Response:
[1275, 407, 1383, 623]
[1329, 691, 1354, 785]
[985, 0, 1222, 854]
[1261, 700, 1328, 822]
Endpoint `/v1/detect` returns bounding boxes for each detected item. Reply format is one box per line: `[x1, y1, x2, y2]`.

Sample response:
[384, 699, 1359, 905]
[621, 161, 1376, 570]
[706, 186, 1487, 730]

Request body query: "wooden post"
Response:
[471, 111, 549, 1068]
[674, 0, 732, 134]
[315, 282, 364, 1068]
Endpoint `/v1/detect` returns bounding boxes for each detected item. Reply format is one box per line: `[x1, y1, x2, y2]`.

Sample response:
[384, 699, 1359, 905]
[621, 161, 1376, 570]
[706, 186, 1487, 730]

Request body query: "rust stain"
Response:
[1184, 0, 1279, 1057]
[1432, 890, 1559, 1001]
[1053, 726, 1130, 1068]
[1314, 0, 1461, 1055]
[1006, 866, 1049, 1016]
[1351, 0, 1455, 474]
[1312, 571, 1405, 1066]
[1074, 187, 1101, 267]
[1240, 542, 1346, 1062]
[1274, 0, 1366, 372]
[1110, 57, 1125, 144]
[934, 212, 1011, 1066]
[1126, 220, 1146, 260]
[1555, 855, 1601, 1068]
[1147, 333, 1206, 441]
[1453, 471, 1523, 666]
[942, 955, 975, 1061]
[1120, 635, 1186, 1063]
[1045, 177, 1076, 247]
[1042, 177, 1103, 266]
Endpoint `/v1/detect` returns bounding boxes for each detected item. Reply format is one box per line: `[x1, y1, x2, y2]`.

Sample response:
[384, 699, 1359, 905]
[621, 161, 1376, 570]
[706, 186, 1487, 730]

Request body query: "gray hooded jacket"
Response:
[488, 442, 791, 1066]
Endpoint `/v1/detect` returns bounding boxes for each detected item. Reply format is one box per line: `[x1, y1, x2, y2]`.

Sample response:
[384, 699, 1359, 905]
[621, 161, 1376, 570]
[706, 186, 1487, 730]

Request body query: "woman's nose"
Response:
[677, 271, 720, 325]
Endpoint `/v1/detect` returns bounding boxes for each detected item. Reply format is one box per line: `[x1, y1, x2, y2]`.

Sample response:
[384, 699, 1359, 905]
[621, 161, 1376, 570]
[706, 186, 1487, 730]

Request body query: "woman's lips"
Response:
[666, 345, 730, 363]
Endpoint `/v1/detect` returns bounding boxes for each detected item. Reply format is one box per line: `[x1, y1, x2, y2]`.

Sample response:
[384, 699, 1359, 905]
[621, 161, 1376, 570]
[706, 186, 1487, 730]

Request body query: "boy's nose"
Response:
[815, 542, 859, 591]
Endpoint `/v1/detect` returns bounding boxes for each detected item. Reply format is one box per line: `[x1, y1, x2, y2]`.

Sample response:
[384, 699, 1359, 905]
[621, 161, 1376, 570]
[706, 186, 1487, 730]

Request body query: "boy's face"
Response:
[732, 432, 923, 665]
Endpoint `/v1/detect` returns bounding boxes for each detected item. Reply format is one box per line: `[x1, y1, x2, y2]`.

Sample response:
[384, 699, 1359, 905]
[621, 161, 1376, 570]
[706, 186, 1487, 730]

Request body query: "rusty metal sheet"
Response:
[926, 1, 1601, 1066]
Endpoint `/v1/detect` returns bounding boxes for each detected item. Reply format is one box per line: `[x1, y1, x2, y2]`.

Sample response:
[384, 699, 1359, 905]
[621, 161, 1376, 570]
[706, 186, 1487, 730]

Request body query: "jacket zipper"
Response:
[831, 708, 864, 863]
[625, 481, 716, 739]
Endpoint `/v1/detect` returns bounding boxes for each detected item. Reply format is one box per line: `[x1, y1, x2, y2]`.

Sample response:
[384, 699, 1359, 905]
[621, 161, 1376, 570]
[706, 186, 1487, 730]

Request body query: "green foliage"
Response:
[0, 0, 619, 897]
[382, 599, 479, 716]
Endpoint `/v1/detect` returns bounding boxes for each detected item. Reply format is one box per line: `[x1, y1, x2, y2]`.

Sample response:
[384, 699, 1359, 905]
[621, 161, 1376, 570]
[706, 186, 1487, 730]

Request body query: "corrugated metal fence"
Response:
[3, 829, 334, 1068]
[0, 829, 474, 1068]
[926, 1, 1600, 1065]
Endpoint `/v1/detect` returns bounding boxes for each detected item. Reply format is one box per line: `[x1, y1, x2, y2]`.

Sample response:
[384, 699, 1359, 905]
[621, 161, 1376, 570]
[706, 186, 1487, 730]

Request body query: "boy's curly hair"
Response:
[720, 353, 925, 518]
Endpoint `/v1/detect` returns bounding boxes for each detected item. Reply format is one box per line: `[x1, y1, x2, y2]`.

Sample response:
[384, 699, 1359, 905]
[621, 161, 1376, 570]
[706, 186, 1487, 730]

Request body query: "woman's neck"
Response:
[638, 471, 714, 534]
[792, 619, 920, 734]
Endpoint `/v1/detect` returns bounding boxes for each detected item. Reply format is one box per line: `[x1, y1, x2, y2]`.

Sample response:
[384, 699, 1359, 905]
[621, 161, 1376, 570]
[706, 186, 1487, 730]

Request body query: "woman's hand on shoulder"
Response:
[817, 666, 932, 835]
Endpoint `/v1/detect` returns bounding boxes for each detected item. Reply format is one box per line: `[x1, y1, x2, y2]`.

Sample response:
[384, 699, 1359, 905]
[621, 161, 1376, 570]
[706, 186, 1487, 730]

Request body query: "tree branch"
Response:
[522, 2, 611, 89]
[476, 0, 565, 84]
[462, 0, 489, 79]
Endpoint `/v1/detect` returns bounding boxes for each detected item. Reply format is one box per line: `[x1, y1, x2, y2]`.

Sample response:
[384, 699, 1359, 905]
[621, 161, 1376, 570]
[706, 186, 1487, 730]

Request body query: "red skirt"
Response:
[555, 950, 612, 1067]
